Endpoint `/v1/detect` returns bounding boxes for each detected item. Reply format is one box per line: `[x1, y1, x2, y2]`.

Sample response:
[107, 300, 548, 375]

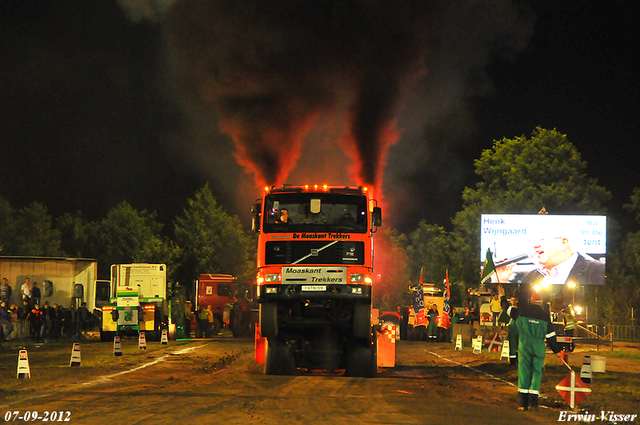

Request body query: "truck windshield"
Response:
[263, 193, 368, 233]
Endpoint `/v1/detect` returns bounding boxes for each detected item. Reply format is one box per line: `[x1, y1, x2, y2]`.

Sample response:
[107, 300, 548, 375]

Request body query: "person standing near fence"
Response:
[9, 305, 19, 338]
[58, 305, 68, 337]
[1, 305, 13, 341]
[490, 292, 502, 326]
[196, 306, 207, 338]
[427, 304, 439, 342]
[32, 282, 41, 307]
[19, 300, 30, 322]
[205, 305, 214, 338]
[68, 304, 77, 339]
[28, 303, 43, 341]
[78, 302, 90, 336]
[42, 302, 55, 341]
[1, 278, 12, 303]
[562, 307, 577, 337]
[21, 278, 32, 306]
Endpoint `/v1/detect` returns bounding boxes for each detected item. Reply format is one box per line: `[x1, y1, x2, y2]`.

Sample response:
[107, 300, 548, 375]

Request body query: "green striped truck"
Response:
[100, 264, 168, 341]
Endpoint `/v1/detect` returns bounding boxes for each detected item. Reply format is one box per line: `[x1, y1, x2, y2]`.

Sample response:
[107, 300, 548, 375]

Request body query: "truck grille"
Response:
[265, 241, 365, 265]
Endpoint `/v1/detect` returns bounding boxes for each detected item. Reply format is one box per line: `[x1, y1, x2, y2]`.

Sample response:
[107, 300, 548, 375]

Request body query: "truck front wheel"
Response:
[260, 303, 278, 339]
[265, 338, 296, 375]
[346, 334, 377, 378]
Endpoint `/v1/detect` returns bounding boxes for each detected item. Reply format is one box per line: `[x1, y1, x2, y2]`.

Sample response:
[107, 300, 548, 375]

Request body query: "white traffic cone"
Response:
[138, 332, 147, 350]
[161, 328, 168, 345]
[580, 355, 592, 383]
[17, 349, 31, 378]
[500, 339, 510, 362]
[472, 335, 483, 354]
[69, 343, 81, 366]
[113, 336, 123, 356]
[455, 334, 463, 351]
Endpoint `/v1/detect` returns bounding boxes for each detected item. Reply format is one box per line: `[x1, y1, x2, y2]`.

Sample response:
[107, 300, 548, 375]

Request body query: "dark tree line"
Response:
[2, 129, 639, 325]
[381, 128, 638, 326]
[0, 184, 254, 286]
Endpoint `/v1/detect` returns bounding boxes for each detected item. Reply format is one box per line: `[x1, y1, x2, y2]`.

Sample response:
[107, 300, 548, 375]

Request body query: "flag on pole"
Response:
[480, 248, 496, 284]
[413, 269, 426, 326]
[443, 269, 451, 317]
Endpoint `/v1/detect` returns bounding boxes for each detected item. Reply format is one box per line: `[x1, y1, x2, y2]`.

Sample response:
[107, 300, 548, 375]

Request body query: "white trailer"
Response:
[0, 256, 109, 311]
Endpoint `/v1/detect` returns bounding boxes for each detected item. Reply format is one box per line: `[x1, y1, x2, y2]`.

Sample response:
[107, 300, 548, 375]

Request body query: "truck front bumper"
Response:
[259, 284, 371, 302]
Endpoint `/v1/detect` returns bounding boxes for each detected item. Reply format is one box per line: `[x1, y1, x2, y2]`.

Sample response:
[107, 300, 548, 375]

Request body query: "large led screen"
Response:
[480, 214, 606, 286]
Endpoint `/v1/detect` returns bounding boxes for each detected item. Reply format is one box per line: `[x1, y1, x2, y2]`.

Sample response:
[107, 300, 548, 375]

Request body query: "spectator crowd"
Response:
[1, 277, 96, 343]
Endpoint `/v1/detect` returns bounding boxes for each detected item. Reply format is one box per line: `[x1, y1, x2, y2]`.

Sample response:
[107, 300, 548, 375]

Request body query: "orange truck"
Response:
[252, 185, 382, 377]
[194, 274, 257, 337]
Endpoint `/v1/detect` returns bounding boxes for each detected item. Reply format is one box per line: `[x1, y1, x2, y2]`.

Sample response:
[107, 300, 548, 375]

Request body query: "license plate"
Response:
[302, 285, 326, 292]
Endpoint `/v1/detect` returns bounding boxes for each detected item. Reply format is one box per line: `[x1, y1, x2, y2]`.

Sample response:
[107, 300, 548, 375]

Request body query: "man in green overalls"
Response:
[499, 285, 561, 411]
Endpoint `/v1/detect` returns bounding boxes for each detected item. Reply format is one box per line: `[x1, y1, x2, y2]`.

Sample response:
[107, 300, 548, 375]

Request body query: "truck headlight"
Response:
[265, 274, 281, 282]
[350, 273, 364, 283]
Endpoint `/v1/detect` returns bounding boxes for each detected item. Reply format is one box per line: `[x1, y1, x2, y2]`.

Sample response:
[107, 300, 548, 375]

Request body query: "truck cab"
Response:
[253, 185, 382, 377]
[100, 264, 168, 341]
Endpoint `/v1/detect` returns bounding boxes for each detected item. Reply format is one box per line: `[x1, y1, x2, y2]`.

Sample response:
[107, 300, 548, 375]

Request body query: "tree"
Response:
[0, 198, 64, 256]
[90, 202, 175, 274]
[405, 221, 451, 285]
[0, 197, 14, 254]
[57, 212, 92, 257]
[173, 184, 254, 285]
[600, 232, 640, 325]
[402, 221, 464, 305]
[11, 202, 64, 256]
[623, 187, 640, 228]
[451, 127, 611, 289]
[600, 188, 640, 324]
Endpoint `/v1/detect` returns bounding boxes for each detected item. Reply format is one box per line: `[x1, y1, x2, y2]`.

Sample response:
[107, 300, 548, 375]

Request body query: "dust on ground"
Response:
[1, 335, 639, 424]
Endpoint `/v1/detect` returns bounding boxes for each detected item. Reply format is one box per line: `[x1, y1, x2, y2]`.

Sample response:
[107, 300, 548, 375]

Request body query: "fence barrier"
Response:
[603, 324, 640, 342]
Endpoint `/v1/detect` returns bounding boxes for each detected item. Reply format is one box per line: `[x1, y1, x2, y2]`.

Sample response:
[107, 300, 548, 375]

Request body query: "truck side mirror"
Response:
[111, 309, 119, 322]
[251, 201, 262, 232]
[372, 207, 382, 228]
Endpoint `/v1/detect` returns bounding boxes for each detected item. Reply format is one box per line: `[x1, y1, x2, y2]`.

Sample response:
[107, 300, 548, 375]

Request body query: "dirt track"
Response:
[1, 336, 638, 424]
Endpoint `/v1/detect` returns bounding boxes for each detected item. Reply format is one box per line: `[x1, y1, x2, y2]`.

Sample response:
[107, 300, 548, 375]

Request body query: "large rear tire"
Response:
[346, 333, 377, 378]
[260, 303, 278, 339]
[353, 303, 371, 340]
[265, 338, 296, 375]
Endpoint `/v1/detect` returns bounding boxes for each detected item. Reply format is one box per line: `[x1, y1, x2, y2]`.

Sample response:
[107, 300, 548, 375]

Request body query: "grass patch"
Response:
[602, 349, 640, 360]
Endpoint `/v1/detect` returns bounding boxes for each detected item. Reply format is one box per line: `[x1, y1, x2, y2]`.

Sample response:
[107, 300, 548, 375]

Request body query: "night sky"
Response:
[1, 1, 638, 234]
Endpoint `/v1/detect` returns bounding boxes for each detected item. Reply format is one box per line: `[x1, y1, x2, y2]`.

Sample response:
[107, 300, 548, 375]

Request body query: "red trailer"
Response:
[194, 274, 257, 337]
